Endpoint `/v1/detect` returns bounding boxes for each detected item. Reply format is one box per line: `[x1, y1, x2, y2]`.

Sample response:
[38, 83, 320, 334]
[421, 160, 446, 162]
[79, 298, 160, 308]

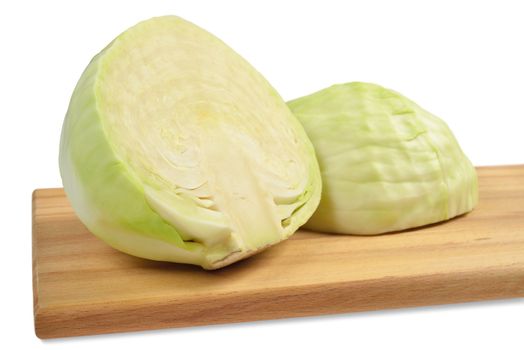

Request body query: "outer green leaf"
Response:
[288, 82, 477, 235]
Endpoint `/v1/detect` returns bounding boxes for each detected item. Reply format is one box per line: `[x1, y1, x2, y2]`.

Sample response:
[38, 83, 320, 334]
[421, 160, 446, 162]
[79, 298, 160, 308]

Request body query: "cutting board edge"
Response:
[33, 264, 524, 339]
[32, 189, 42, 339]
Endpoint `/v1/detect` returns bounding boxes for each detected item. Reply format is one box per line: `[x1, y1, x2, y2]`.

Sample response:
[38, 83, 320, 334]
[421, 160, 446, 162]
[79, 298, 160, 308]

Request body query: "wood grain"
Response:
[32, 165, 524, 339]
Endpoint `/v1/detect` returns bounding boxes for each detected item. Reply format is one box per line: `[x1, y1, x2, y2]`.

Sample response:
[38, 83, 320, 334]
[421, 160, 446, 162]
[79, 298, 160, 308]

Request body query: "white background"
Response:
[1, 0, 523, 349]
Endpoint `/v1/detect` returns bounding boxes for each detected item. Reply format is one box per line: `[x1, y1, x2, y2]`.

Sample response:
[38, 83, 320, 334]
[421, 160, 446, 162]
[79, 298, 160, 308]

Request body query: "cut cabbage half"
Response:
[59, 16, 321, 269]
[288, 82, 478, 235]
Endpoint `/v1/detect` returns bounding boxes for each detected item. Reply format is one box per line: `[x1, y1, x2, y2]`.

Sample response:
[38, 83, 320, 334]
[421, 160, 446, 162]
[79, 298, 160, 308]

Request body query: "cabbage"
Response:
[59, 16, 321, 269]
[288, 82, 478, 235]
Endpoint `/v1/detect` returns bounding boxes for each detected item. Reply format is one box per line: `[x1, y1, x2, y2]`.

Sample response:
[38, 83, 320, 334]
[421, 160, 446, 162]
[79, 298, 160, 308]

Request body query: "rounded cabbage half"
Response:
[288, 82, 478, 235]
[59, 16, 321, 269]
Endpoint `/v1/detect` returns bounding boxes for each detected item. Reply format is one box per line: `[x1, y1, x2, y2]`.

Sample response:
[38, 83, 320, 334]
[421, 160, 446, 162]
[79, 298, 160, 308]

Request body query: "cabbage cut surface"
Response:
[59, 16, 321, 269]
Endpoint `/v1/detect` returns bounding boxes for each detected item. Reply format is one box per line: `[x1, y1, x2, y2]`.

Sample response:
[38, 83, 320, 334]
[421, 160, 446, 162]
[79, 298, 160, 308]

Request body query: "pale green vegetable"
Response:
[59, 16, 321, 269]
[288, 82, 478, 235]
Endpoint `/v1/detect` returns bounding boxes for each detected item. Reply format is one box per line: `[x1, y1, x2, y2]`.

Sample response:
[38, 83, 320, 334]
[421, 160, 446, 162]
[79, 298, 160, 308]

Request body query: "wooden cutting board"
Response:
[32, 165, 524, 339]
